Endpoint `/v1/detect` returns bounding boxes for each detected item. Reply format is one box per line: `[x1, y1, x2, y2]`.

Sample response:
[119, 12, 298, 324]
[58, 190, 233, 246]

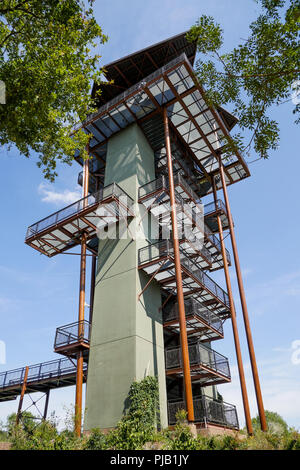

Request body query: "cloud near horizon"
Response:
[38, 183, 81, 206]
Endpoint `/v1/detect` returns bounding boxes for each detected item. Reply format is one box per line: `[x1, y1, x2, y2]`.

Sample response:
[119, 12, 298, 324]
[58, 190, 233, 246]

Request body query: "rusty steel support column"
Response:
[75, 152, 89, 437]
[163, 107, 194, 422]
[43, 389, 50, 421]
[212, 177, 253, 435]
[16, 366, 29, 425]
[218, 158, 267, 432]
[89, 254, 96, 324]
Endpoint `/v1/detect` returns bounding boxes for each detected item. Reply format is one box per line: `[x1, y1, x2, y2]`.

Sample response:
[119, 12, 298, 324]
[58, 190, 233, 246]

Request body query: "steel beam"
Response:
[212, 176, 253, 435]
[75, 151, 89, 437]
[218, 157, 267, 432]
[16, 366, 29, 425]
[163, 107, 194, 422]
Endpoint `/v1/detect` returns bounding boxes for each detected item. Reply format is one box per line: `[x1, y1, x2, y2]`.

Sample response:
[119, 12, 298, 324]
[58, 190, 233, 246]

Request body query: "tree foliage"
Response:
[6, 411, 36, 435]
[86, 376, 160, 450]
[252, 410, 289, 434]
[0, 0, 107, 180]
[187, 0, 300, 160]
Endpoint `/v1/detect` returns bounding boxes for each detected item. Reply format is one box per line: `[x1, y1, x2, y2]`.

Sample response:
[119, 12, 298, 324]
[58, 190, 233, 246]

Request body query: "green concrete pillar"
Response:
[84, 124, 168, 431]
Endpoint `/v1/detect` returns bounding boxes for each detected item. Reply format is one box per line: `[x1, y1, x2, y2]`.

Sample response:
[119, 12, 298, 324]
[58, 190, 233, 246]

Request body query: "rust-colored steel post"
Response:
[218, 158, 267, 432]
[89, 254, 96, 323]
[212, 177, 253, 435]
[75, 152, 89, 437]
[163, 107, 194, 422]
[16, 366, 29, 425]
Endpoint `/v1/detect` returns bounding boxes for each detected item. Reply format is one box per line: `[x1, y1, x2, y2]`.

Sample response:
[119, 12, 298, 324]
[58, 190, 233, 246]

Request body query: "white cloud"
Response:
[38, 183, 81, 206]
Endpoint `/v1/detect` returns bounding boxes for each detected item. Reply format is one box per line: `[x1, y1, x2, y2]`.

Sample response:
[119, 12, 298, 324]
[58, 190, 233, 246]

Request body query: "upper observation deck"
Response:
[92, 31, 197, 107]
[0, 358, 87, 402]
[25, 183, 134, 257]
[73, 45, 250, 197]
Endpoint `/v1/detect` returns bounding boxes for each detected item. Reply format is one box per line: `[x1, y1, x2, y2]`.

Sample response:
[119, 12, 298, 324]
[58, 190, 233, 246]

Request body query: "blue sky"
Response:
[0, 0, 299, 430]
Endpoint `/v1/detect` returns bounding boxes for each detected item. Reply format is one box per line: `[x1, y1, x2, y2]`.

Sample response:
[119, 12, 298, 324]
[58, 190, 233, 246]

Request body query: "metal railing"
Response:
[205, 230, 231, 265]
[163, 297, 223, 336]
[168, 395, 239, 429]
[138, 240, 230, 308]
[0, 358, 87, 390]
[139, 173, 200, 208]
[26, 182, 134, 239]
[54, 320, 91, 350]
[165, 341, 230, 379]
[138, 176, 230, 265]
[204, 199, 227, 217]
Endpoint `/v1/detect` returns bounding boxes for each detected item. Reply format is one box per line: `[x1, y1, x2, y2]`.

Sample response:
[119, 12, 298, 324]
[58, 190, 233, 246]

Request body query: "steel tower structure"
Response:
[0, 32, 266, 436]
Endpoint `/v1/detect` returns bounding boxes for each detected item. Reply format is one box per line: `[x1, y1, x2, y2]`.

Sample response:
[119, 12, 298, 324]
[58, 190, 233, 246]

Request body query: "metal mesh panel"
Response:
[0, 358, 87, 390]
[163, 298, 223, 335]
[26, 183, 134, 239]
[138, 240, 171, 265]
[168, 396, 239, 429]
[204, 199, 227, 217]
[138, 240, 229, 308]
[54, 320, 90, 348]
[165, 340, 230, 379]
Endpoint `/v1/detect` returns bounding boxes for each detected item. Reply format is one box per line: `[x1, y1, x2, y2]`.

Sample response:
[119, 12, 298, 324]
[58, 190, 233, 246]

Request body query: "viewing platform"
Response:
[163, 297, 224, 342]
[168, 395, 239, 429]
[54, 320, 91, 361]
[75, 52, 250, 198]
[165, 341, 231, 386]
[0, 358, 87, 402]
[25, 183, 134, 257]
[138, 240, 231, 317]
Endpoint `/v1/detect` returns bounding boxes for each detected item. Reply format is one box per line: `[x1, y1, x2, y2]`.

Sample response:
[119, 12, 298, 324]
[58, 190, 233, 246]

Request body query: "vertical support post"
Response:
[89, 254, 96, 324]
[218, 158, 267, 432]
[75, 149, 89, 437]
[163, 107, 194, 422]
[212, 177, 253, 435]
[43, 389, 50, 421]
[16, 366, 29, 425]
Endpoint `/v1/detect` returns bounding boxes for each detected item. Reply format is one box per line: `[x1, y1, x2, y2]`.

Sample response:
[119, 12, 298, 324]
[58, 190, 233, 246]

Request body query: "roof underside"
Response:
[93, 31, 197, 106]
[74, 51, 250, 198]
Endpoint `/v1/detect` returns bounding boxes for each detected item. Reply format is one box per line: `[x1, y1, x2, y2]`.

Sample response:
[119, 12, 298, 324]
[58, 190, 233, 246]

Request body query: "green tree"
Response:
[6, 411, 36, 434]
[0, 0, 107, 180]
[85, 376, 160, 450]
[187, 0, 300, 160]
[252, 410, 289, 434]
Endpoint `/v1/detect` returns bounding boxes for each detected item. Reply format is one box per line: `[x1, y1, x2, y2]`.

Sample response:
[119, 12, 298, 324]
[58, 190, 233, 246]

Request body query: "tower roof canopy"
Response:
[93, 31, 197, 106]
[74, 52, 249, 196]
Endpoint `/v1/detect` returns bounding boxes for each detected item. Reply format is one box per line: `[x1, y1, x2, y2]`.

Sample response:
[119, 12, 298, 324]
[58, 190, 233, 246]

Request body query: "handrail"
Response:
[138, 175, 230, 264]
[204, 199, 227, 216]
[0, 358, 87, 390]
[168, 395, 239, 428]
[26, 182, 134, 239]
[165, 340, 230, 378]
[163, 297, 223, 335]
[54, 320, 91, 349]
[138, 240, 230, 307]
